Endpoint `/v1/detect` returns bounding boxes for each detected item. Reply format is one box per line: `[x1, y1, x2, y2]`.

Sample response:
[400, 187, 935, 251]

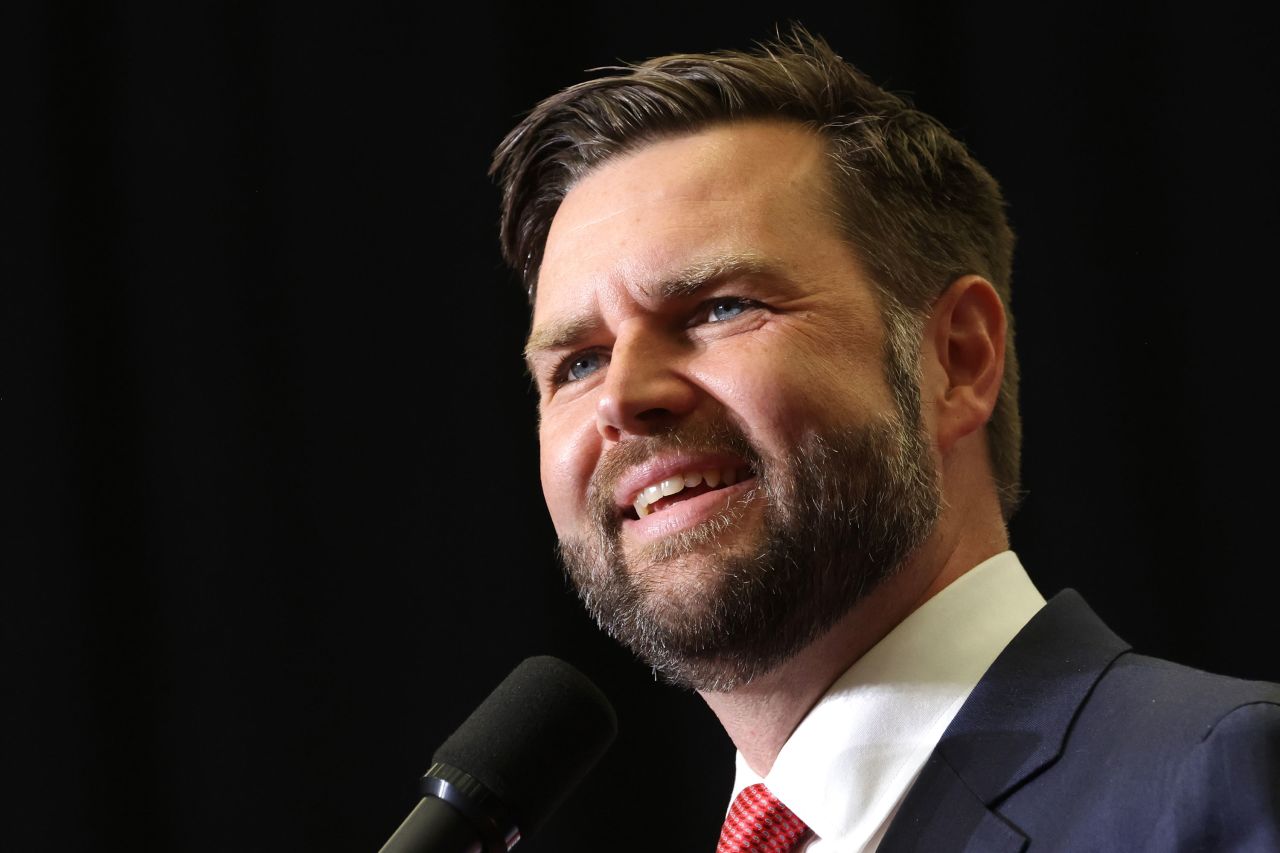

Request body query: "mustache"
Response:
[585, 420, 764, 523]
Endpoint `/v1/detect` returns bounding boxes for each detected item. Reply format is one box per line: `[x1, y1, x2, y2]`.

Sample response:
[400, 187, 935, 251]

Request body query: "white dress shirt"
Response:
[726, 551, 1045, 851]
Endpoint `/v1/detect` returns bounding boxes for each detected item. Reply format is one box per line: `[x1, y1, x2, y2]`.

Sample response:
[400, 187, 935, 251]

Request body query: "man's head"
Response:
[493, 30, 1016, 690]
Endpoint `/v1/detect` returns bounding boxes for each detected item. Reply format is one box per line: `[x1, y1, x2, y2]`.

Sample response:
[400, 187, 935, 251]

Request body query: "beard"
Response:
[557, 397, 942, 693]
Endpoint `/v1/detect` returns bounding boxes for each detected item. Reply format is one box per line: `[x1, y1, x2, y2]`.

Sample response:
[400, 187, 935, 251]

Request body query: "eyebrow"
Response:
[523, 252, 783, 371]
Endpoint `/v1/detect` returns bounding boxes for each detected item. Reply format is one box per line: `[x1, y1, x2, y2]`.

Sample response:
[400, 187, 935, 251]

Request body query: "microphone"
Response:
[379, 656, 618, 853]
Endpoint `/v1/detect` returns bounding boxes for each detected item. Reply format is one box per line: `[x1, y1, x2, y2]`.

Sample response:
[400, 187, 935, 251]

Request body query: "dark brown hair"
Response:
[491, 27, 1022, 519]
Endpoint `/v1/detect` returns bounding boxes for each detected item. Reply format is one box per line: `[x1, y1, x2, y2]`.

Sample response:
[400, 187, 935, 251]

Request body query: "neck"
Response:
[699, 516, 1009, 777]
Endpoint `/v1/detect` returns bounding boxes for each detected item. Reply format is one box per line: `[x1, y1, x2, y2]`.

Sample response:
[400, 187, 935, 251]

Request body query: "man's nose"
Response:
[595, 330, 697, 442]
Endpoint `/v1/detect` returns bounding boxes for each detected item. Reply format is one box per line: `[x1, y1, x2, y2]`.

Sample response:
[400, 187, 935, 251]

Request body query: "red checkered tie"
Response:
[716, 782, 811, 852]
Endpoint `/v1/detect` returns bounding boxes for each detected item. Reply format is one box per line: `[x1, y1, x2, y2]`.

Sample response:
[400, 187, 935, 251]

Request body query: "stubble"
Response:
[557, 407, 941, 692]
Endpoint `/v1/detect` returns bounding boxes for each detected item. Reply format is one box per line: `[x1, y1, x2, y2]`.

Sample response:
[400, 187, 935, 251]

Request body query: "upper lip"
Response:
[611, 452, 752, 512]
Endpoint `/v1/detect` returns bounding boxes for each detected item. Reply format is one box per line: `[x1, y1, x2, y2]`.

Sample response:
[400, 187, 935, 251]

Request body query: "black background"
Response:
[6, 2, 1279, 851]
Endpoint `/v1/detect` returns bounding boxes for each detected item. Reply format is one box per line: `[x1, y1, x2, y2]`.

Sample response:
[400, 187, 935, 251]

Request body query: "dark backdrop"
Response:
[6, 2, 1278, 851]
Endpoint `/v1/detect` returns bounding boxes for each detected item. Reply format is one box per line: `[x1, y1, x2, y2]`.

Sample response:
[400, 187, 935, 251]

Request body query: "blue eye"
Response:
[708, 298, 749, 322]
[564, 351, 606, 383]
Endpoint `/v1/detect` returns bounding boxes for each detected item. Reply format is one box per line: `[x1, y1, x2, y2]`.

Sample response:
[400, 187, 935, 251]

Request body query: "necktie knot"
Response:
[716, 782, 810, 853]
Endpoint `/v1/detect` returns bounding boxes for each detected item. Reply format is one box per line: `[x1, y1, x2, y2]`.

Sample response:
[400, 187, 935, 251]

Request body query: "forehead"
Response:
[533, 121, 840, 323]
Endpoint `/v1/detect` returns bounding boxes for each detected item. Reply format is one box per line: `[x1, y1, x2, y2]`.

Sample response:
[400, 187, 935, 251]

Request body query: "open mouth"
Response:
[624, 464, 755, 520]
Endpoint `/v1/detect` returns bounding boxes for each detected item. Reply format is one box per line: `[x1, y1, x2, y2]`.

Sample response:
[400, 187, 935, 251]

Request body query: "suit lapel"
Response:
[878, 590, 1131, 852]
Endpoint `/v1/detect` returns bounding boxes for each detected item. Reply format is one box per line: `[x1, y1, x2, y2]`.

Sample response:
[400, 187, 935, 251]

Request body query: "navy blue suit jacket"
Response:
[879, 590, 1280, 852]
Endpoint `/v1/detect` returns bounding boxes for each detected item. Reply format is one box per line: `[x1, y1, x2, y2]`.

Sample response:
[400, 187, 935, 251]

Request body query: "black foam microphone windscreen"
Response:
[371, 654, 620, 853]
[432, 656, 617, 839]
[381, 657, 618, 852]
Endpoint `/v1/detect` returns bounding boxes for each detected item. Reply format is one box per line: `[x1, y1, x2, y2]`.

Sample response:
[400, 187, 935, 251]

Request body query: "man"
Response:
[491, 29, 1280, 851]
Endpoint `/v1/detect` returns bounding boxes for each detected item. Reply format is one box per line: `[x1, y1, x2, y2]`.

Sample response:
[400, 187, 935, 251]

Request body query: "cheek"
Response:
[695, 350, 839, 440]
[538, 408, 601, 535]
[694, 338, 889, 444]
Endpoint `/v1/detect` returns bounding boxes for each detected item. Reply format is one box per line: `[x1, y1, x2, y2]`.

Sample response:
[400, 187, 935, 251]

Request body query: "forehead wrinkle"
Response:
[552, 200, 645, 237]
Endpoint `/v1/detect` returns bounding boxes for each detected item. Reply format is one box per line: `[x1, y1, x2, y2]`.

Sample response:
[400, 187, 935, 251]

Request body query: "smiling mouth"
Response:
[625, 465, 755, 520]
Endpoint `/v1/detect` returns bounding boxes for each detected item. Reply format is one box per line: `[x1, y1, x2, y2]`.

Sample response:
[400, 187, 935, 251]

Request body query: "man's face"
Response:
[526, 122, 940, 690]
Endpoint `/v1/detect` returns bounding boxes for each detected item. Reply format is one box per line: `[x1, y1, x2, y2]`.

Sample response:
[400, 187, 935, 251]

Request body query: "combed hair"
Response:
[491, 26, 1022, 519]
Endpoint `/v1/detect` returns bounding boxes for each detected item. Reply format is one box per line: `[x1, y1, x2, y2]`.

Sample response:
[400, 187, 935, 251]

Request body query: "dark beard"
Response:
[557, 409, 941, 692]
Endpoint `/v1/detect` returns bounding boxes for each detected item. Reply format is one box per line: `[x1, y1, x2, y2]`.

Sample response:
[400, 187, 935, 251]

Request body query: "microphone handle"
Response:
[378, 796, 485, 853]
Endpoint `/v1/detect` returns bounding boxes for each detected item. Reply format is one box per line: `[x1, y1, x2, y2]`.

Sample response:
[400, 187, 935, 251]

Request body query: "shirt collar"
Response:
[728, 551, 1045, 848]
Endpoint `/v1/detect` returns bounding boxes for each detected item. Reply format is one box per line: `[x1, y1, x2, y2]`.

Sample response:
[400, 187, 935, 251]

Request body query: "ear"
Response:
[924, 275, 1006, 456]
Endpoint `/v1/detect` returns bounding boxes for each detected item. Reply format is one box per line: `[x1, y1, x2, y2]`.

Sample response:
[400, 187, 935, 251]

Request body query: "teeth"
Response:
[631, 466, 749, 516]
